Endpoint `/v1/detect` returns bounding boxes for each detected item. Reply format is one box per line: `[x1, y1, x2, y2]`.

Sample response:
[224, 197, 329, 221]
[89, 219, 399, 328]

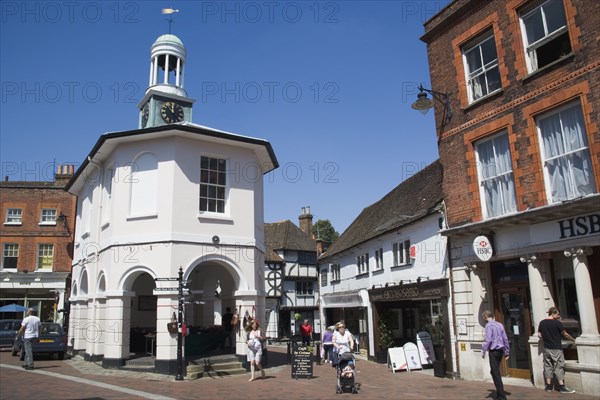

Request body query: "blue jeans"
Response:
[23, 338, 34, 367]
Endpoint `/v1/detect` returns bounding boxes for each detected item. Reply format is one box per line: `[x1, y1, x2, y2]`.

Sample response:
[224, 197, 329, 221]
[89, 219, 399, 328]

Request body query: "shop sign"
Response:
[473, 235, 493, 261]
[530, 213, 600, 244]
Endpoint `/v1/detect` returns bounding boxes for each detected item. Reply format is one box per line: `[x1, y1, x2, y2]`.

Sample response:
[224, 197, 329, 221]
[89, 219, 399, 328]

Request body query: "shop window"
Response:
[520, 0, 572, 73]
[475, 131, 517, 218]
[537, 102, 596, 203]
[554, 256, 581, 338]
[463, 31, 501, 103]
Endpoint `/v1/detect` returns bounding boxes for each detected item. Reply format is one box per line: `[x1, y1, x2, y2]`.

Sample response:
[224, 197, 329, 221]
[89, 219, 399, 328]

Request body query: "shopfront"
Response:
[320, 290, 368, 354]
[447, 206, 599, 395]
[368, 279, 450, 365]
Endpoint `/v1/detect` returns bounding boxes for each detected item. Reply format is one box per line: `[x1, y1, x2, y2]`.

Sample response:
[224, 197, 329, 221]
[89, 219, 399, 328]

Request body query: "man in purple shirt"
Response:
[482, 310, 510, 400]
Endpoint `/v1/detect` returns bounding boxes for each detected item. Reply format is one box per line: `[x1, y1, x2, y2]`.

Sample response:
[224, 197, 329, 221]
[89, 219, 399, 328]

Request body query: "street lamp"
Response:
[411, 84, 452, 129]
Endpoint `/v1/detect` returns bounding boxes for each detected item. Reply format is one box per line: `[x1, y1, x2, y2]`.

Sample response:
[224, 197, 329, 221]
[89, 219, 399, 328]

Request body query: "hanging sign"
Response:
[473, 235, 493, 261]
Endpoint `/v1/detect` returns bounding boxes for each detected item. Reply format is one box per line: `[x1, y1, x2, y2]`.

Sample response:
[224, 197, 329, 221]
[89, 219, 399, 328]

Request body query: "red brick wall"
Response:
[0, 185, 76, 273]
[423, 0, 600, 228]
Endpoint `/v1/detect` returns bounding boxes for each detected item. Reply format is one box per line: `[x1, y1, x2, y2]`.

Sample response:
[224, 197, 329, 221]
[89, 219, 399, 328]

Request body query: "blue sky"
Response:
[0, 0, 450, 234]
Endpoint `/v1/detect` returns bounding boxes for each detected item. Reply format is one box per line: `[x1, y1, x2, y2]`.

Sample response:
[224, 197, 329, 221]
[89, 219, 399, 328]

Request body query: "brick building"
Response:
[0, 165, 76, 326]
[420, 0, 599, 395]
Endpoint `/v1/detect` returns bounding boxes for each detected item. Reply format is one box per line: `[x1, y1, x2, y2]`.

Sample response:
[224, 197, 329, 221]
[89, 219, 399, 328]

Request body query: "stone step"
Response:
[186, 355, 246, 379]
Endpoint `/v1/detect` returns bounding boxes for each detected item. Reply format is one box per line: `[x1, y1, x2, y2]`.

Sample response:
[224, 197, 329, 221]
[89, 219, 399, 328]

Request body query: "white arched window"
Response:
[129, 153, 158, 217]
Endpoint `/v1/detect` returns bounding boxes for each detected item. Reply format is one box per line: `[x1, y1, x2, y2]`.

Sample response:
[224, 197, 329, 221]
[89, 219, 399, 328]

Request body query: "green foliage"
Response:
[313, 219, 339, 243]
[378, 311, 395, 350]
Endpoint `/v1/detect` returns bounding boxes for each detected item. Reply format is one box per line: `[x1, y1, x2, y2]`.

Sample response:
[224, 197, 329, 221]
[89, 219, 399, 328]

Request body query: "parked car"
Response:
[12, 322, 66, 360]
[0, 320, 21, 348]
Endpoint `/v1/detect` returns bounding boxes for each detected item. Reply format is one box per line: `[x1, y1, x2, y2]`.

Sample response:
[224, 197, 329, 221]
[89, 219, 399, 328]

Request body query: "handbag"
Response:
[167, 312, 178, 334]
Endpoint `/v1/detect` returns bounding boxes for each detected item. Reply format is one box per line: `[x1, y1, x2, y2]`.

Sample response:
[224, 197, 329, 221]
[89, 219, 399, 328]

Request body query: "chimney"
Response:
[55, 164, 75, 185]
[298, 206, 313, 238]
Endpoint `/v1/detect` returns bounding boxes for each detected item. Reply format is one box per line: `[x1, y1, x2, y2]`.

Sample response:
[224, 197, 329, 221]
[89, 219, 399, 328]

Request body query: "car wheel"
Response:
[57, 351, 65, 360]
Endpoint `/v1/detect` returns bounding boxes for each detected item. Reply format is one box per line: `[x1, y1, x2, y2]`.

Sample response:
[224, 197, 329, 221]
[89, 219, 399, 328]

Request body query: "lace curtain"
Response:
[538, 103, 595, 202]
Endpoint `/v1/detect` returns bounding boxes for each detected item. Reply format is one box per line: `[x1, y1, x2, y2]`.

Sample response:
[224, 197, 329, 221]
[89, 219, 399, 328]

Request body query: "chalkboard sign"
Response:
[291, 344, 313, 379]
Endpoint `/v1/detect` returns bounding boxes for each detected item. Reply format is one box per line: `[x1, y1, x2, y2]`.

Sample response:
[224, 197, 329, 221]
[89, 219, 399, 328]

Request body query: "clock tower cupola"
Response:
[137, 34, 195, 128]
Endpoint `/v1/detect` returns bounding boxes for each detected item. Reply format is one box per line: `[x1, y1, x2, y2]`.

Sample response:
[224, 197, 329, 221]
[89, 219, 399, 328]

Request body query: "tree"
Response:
[313, 219, 339, 243]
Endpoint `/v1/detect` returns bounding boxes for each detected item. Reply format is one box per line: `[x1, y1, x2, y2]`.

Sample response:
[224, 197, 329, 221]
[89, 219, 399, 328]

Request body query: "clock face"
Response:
[161, 101, 184, 123]
[141, 104, 149, 128]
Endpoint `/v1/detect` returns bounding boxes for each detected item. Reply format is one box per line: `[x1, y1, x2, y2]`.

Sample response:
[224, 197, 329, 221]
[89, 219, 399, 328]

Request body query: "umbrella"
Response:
[0, 303, 28, 312]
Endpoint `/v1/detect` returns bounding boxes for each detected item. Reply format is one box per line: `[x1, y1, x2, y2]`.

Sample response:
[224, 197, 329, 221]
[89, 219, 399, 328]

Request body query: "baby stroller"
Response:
[335, 352, 358, 394]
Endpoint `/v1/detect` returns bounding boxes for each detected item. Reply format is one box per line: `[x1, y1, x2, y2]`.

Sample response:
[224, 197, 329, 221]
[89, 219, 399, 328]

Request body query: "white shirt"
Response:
[21, 315, 41, 339]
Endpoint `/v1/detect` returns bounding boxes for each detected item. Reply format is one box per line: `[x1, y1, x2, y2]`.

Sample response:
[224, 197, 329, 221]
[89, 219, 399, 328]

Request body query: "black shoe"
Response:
[25, 366, 34, 370]
[545, 384, 553, 392]
[559, 386, 575, 394]
[21, 365, 27, 369]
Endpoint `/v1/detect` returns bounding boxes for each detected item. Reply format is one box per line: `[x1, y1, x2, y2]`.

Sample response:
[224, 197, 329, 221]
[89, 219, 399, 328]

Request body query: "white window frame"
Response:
[393, 240, 411, 266]
[37, 243, 54, 270]
[519, 0, 570, 73]
[199, 155, 228, 215]
[2, 243, 19, 270]
[374, 248, 384, 270]
[331, 263, 340, 282]
[475, 131, 518, 219]
[5, 208, 23, 225]
[462, 31, 501, 103]
[356, 253, 369, 275]
[40, 208, 57, 225]
[537, 102, 596, 203]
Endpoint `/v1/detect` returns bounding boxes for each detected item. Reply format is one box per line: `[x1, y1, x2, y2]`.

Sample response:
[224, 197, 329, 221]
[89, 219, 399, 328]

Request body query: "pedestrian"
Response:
[538, 307, 576, 393]
[481, 310, 510, 400]
[321, 326, 334, 364]
[300, 319, 312, 345]
[333, 322, 355, 366]
[246, 320, 266, 381]
[221, 307, 235, 352]
[17, 308, 41, 370]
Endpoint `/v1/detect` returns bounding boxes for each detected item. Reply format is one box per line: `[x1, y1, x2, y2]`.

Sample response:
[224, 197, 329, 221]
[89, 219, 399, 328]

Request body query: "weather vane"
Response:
[161, 7, 180, 34]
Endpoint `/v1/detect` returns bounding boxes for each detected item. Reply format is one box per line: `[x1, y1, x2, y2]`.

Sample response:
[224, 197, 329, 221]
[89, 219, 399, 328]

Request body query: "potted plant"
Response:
[376, 311, 395, 363]
[429, 317, 446, 378]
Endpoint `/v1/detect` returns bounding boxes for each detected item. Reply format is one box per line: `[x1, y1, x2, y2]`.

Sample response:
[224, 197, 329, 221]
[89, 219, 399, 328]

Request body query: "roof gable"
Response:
[321, 160, 443, 259]
[265, 220, 316, 253]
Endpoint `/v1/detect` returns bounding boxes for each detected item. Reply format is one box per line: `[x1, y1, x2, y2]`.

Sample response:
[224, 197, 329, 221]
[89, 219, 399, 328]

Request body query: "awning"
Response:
[321, 291, 366, 308]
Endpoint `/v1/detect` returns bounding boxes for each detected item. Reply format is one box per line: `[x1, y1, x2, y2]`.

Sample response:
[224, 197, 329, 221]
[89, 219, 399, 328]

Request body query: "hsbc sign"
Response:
[473, 235, 493, 261]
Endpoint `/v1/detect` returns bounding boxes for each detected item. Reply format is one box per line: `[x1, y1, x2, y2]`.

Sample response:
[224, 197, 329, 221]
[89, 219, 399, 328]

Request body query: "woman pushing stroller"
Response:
[333, 322, 358, 394]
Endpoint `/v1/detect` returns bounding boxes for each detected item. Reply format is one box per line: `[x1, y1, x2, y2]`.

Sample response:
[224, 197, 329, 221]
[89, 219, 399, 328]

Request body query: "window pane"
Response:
[545, 0, 566, 33]
[480, 37, 498, 65]
[486, 67, 501, 93]
[524, 10, 545, 44]
[466, 47, 482, 74]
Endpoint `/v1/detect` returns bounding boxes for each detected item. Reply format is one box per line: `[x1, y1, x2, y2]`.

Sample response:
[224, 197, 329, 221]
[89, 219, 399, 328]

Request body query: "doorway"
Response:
[496, 287, 532, 379]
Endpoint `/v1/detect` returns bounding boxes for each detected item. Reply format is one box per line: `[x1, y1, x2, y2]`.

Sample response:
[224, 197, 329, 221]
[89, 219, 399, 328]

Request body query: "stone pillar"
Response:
[102, 291, 134, 368]
[565, 247, 600, 396]
[523, 254, 548, 389]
